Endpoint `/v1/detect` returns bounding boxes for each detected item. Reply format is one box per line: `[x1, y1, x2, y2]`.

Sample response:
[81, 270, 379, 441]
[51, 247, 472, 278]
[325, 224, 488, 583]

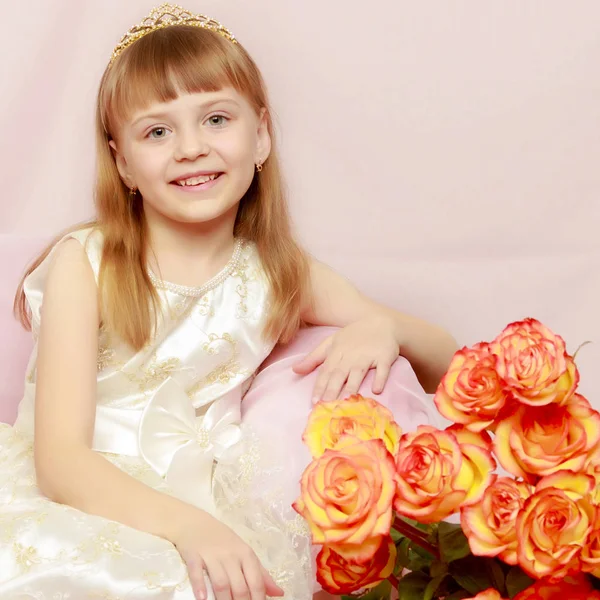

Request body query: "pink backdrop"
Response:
[1, 2, 599, 401]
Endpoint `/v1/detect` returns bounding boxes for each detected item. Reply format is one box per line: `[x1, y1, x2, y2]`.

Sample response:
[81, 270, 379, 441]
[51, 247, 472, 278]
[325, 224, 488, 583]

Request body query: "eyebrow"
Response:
[130, 98, 240, 128]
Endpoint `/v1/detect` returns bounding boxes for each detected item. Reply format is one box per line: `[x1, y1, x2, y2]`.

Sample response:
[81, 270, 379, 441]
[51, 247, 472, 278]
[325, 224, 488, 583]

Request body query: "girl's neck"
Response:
[144, 206, 238, 290]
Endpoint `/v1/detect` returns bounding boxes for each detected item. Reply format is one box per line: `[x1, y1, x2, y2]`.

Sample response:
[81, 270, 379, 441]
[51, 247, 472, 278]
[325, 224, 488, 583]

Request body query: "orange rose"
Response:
[393, 425, 496, 523]
[303, 395, 402, 458]
[581, 506, 600, 577]
[494, 394, 600, 483]
[586, 463, 600, 504]
[514, 574, 600, 599]
[491, 318, 579, 407]
[434, 343, 508, 432]
[461, 477, 533, 565]
[316, 536, 396, 595]
[293, 438, 396, 562]
[448, 423, 493, 453]
[516, 471, 595, 581]
[465, 590, 507, 600]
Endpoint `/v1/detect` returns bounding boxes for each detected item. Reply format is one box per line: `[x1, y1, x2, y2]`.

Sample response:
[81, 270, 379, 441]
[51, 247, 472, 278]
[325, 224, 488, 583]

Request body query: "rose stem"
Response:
[392, 516, 440, 559]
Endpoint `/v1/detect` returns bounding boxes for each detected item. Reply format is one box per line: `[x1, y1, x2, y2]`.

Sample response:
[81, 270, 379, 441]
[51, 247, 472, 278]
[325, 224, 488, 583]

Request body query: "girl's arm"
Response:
[295, 259, 458, 397]
[33, 239, 197, 540]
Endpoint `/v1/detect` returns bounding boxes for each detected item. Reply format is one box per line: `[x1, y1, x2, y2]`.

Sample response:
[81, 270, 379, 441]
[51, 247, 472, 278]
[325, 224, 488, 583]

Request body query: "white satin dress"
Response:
[0, 227, 313, 599]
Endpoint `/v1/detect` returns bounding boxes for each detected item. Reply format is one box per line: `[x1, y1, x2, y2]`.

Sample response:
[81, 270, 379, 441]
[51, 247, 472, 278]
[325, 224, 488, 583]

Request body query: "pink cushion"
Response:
[243, 325, 434, 509]
[0, 236, 45, 425]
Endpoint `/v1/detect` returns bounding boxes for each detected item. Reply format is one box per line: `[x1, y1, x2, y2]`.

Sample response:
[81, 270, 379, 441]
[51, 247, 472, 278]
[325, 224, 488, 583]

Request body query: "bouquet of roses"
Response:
[293, 318, 600, 599]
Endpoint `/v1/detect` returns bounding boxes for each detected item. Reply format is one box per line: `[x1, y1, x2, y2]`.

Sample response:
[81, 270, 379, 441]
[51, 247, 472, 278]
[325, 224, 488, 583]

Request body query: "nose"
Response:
[173, 127, 210, 161]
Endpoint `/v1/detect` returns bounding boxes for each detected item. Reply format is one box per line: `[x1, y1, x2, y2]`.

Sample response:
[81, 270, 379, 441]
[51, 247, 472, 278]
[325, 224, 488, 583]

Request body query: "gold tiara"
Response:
[109, 3, 237, 67]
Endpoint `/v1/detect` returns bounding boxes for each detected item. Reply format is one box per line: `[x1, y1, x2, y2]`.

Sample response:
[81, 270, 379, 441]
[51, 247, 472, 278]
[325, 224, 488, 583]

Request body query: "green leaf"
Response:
[424, 574, 447, 600]
[430, 559, 448, 579]
[407, 553, 430, 573]
[437, 521, 471, 563]
[391, 528, 405, 543]
[448, 555, 494, 595]
[487, 558, 507, 595]
[410, 542, 437, 559]
[402, 538, 435, 572]
[340, 579, 392, 600]
[505, 566, 535, 598]
[395, 538, 412, 571]
[398, 571, 431, 600]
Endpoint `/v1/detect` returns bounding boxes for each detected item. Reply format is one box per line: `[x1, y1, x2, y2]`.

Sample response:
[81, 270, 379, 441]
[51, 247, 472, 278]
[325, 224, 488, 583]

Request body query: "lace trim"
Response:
[213, 427, 314, 600]
[148, 239, 244, 297]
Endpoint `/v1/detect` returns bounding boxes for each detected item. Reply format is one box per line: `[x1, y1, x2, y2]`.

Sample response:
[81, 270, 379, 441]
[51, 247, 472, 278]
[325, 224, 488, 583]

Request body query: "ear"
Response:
[108, 139, 135, 188]
[255, 108, 272, 165]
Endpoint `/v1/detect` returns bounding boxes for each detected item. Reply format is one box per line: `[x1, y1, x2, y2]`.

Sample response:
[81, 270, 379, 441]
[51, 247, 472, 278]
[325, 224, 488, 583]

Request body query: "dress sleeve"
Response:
[22, 227, 102, 335]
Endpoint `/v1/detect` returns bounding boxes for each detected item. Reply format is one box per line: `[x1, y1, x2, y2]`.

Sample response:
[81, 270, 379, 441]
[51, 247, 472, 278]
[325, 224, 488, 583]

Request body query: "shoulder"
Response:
[44, 237, 98, 302]
[41, 234, 99, 310]
[24, 227, 101, 332]
[29, 236, 100, 349]
[46, 237, 95, 279]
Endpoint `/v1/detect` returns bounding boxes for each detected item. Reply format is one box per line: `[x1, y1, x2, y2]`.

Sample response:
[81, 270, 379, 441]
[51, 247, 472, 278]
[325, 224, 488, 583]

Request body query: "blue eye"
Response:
[147, 127, 169, 139]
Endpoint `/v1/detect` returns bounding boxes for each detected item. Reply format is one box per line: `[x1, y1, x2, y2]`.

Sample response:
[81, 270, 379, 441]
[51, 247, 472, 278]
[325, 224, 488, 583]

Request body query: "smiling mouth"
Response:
[172, 173, 223, 187]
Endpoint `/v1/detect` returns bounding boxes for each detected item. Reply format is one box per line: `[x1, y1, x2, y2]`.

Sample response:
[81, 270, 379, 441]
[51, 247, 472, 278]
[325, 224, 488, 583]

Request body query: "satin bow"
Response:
[139, 377, 243, 511]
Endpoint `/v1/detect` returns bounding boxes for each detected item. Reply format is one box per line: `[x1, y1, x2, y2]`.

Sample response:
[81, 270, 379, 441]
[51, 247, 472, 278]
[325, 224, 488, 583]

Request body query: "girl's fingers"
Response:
[204, 559, 233, 600]
[341, 366, 369, 398]
[186, 556, 209, 600]
[224, 559, 252, 600]
[321, 367, 348, 402]
[373, 361, 393, 394]
[260, 565, 284, 597]
[241, 552, 267, 600]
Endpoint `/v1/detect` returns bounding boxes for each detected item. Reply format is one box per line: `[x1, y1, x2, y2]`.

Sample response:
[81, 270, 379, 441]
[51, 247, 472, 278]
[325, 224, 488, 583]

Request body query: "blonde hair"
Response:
[14, 25, 310, 348]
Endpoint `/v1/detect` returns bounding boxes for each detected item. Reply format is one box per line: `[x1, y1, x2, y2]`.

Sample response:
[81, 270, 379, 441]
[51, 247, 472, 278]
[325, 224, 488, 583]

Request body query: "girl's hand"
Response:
[172, 510, 284, 600]
[292, 315, 400, 402]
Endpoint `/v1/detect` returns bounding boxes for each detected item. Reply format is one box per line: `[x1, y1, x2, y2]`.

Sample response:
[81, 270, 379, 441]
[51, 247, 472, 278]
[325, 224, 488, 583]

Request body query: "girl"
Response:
[0, 4, 456, 600]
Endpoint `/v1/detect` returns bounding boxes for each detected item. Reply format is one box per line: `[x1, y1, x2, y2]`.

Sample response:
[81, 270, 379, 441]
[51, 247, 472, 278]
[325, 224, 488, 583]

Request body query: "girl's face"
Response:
[109, 87, 271, 230]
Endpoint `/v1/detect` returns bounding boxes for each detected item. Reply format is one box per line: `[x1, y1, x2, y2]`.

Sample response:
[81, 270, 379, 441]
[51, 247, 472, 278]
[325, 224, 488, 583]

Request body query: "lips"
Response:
[173, 172, 221, 186]
[169, 171, 224, 192]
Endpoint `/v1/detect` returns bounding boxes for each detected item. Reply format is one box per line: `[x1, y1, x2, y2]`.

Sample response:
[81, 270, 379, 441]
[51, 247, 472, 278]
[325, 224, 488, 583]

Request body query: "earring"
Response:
[129, 186, 137, 199]
[255, 162, 263, 173]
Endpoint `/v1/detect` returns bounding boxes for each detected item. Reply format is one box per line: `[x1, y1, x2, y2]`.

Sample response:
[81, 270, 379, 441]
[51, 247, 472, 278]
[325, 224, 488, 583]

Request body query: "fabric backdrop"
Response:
[1, 1, 598, 401]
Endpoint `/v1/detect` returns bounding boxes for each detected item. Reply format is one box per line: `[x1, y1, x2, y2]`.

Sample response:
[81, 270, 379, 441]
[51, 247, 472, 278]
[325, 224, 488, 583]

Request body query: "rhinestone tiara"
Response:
[109, 3, 237, 67]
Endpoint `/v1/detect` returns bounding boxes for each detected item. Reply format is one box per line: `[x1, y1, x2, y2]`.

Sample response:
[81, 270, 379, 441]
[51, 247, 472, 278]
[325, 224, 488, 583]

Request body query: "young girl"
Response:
[0, 4, 456, 599]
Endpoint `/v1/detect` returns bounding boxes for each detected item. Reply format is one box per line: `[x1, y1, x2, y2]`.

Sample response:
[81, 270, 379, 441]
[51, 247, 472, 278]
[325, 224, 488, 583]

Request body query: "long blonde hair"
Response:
[14, 25, 310, 348]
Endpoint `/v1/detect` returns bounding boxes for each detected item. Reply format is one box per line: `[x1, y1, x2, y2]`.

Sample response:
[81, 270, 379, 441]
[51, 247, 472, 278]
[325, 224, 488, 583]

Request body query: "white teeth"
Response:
[176, 173, 219, 186]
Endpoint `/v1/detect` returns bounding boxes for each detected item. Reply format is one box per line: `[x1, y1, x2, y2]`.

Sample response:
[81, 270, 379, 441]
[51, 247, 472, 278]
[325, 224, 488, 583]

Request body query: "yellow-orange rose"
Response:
[494, 394, 600, 483]
[434, 343, 508, 432]
[293, 438, 396, 561]
[581, 507, 600, 577]
[303, 395, 402, 458]
[491, 318, 579, 407]
[465, 590, 507, 600]
[514, 574, 600, 600]
[316, 536, 396, 595]
[393, 425, 496, 523]
[516, 471, 595, 581]
[461, 476, 533, 565]
[586, 463, 600, 504]
[447, 423, 493, 452]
